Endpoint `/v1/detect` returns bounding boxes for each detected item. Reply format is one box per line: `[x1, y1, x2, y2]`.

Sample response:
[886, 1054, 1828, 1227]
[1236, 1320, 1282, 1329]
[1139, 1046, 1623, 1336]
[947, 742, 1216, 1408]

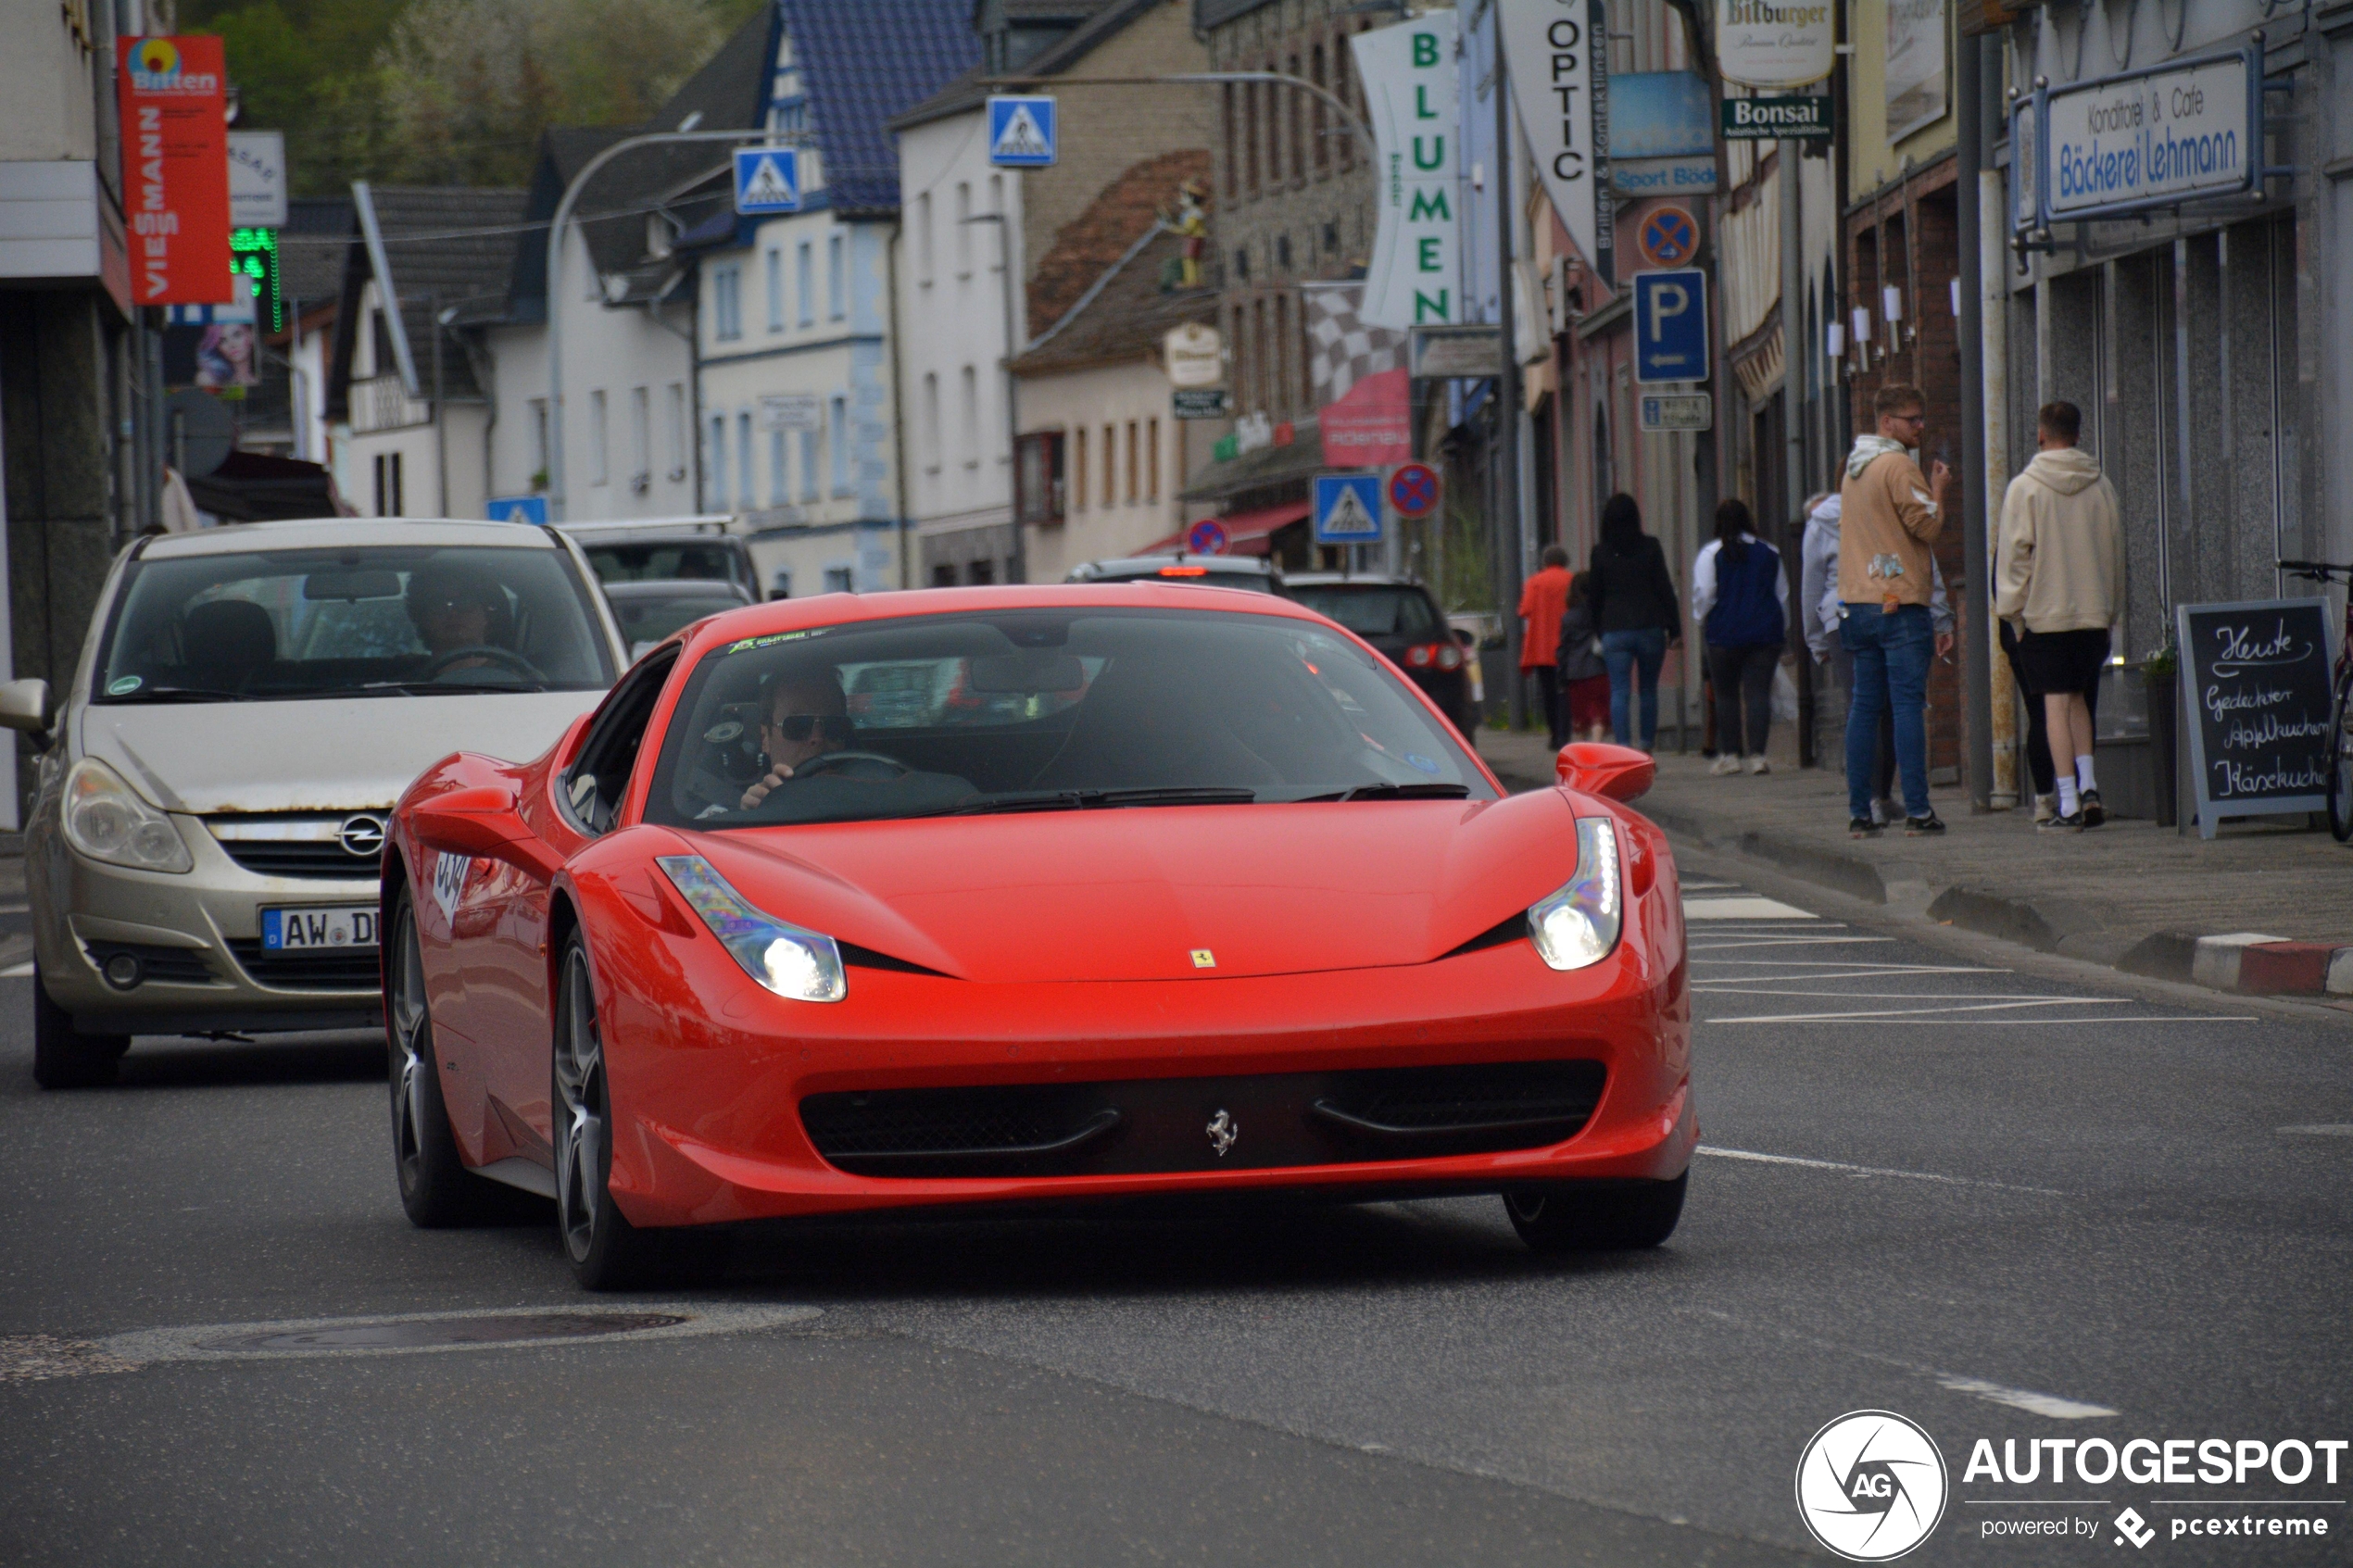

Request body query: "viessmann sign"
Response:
[2028, 47, 2261, 224]
[116, 36, 233, 306]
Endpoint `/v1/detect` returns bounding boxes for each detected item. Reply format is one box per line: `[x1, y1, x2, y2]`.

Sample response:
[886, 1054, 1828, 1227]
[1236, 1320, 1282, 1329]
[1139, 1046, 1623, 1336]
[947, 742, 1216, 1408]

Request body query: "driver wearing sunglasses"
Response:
[737, 672, 857, 809]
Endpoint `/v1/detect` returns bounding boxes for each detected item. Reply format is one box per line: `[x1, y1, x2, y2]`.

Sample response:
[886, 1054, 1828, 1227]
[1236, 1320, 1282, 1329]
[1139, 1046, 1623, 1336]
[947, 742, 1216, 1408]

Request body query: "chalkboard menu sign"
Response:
[2177, 597, 2336, 838]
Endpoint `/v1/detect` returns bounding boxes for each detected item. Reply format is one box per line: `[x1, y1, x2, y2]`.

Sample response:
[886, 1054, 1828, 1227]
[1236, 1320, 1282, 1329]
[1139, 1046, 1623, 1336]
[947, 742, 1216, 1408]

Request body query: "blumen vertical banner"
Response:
[1352, 12, 1460, 332]
[117, 35, 233, 307]
[1501, 0, 1613, 288]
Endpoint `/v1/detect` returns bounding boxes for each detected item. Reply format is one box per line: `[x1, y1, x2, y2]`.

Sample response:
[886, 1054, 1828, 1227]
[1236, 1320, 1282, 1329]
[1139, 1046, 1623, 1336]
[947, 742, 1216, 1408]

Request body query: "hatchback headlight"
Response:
[656, 854, 846, 1003]
[62, 758, 193, 873]
[1527, 817, 1622, 971]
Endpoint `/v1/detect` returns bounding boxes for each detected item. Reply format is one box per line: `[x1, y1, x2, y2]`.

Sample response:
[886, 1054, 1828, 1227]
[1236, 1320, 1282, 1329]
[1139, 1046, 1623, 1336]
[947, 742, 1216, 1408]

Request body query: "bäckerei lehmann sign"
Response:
[2044, 50, 2258, 220]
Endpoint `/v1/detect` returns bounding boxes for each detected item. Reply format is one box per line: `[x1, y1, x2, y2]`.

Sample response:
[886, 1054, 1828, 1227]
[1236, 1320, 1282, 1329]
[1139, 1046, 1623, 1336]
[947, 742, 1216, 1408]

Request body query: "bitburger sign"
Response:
[1717, 0, 1835, 89]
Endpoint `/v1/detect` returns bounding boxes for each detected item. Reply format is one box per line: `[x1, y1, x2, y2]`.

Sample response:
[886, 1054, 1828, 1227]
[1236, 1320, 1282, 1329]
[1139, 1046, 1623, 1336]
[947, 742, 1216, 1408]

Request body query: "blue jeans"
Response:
[1601, 628, 1668, 748]
[1840, 603, 1932, 820]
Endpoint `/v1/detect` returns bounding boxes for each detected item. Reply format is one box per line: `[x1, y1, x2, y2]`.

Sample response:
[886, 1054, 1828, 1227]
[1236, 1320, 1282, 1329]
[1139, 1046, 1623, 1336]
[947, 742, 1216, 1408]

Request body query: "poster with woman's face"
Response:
[195, 322, 258, 390]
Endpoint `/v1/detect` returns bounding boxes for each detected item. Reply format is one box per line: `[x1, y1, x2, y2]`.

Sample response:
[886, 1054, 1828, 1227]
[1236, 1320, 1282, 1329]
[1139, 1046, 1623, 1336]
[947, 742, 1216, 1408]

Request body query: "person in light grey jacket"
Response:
[1800, 493, 1954, 821]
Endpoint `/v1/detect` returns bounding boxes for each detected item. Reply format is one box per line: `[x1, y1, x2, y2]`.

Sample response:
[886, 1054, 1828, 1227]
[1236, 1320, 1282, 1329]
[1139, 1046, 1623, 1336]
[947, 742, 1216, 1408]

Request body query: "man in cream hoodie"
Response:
[1995, 399, 2123, 830]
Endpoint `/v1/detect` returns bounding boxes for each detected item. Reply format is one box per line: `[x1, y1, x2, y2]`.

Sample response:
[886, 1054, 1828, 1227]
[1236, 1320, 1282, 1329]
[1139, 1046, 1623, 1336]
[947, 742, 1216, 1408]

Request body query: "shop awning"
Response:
[1145, 499, 1311, 558]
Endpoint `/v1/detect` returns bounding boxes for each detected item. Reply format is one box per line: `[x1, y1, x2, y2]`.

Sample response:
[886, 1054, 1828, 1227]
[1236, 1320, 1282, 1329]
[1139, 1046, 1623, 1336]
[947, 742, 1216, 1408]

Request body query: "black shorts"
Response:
[2013, 627, 2108, 696]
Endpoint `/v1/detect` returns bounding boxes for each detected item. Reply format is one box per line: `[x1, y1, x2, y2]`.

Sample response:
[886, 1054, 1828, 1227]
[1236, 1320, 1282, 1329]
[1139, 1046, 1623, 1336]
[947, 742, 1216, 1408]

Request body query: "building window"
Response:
[827, 232, 846, 320]
[931, 563, 958, 586]
[737, 411, 753, 510]
[1014, 431, 1063, 523]
[1265, 61, 1281, 185]
[799, 429, 818, 501]
[765, 247, 783, 332]
[917, 193, 933, 284]
[1243, 86, 1258, 196]
[1147, 418, 1160, 503]
[824, 566, 853, 595]
[797, 241, 813, 325]
[988, 175, 1004, 270]
[713, 265, 742, 341]
[966, 558, 994, 585]
[923, 372, 941, 473]
[1222, 84, 1238, 197]
[528, 397, 548, 484]
[769, 426, 786, 506]
[1275, 295, 1290, 415]
[1123, 420, 1138, 504]
[955, 182, 972, 273]
[1311, 44, 1328, 173]
[829, 395, 849, 495]
[665, 383, 686, 482]
[1276, 233, 1290, 272]
[629, 386, 648, 493]
[1102, 423, 1115, 502]
[1073, 426, 1088, 508]
[1252, 298, 1267, 411]
[1334, 39, 1353, 169]
[770, 568, 792, 599]
[709, 414, 727, 508]
[1234, 246, 1250, 282]
[372, 452, 403, 516]
[960, 365, 979, 470]
[588, 389, 609, 485]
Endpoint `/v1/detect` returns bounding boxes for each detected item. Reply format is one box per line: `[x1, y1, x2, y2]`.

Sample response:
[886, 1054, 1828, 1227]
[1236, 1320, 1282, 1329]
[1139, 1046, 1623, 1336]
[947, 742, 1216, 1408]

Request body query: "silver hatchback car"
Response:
[5, 519, 627, 1087]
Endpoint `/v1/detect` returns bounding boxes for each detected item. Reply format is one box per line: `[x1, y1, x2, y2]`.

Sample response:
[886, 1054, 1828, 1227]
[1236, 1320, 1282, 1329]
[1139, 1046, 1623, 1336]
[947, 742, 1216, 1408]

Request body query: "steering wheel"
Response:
[419, 645, 544, 683]
[791, 750, 912, 779]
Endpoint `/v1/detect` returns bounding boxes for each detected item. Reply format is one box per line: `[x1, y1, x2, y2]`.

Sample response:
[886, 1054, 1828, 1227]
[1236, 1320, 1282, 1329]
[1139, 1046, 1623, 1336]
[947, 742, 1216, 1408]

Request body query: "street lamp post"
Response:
[542, 127, 771, 521]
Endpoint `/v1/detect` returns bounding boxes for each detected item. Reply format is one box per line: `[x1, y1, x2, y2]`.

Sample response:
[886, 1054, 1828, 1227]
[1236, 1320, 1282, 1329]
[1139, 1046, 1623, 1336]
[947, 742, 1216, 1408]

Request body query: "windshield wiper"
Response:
[951, 786, 1257, 815]
[1299, 783, 1472, 802]
[97, 684, 251, 704]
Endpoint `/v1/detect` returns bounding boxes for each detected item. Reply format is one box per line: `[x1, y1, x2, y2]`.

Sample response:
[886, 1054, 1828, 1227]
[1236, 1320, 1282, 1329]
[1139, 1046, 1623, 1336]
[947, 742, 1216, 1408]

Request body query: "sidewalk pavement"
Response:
[1475, 726, 2353, 999]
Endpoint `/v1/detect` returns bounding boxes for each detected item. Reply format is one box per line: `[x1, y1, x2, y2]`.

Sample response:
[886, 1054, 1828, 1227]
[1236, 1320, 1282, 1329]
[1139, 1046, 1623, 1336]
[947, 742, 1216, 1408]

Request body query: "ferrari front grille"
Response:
[799, 1060, 1606, 1180]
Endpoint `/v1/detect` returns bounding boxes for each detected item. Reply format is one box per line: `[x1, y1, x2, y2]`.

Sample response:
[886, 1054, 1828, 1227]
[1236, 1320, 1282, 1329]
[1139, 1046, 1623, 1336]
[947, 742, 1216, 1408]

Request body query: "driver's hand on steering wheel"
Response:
[740, 709, 854, 809]
[738, 762, 797, 810]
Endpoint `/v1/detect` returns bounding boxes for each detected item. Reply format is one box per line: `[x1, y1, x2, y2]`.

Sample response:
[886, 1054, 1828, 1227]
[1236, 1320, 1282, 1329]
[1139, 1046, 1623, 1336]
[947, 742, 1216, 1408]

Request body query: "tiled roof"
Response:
[276, 195, 354, 305]
[329, 185, 528, 408]
[891, 0, 1160, 132]
[1009, 226, 1214, 376]
[778, 0, 981, 214]
[1026, 147, 1209, 332]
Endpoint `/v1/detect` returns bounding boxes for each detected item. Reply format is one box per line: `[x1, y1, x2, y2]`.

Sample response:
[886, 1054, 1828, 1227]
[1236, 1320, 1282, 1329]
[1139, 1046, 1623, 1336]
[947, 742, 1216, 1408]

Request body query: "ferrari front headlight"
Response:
[62, 758, 193, 873]
[1528, 817, 1622, 971]
[656, 853, 846, 1003]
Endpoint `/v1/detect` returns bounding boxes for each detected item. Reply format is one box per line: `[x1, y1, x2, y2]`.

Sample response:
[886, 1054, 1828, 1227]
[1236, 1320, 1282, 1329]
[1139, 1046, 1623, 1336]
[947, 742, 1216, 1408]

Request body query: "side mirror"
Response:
[0, 678, 52, 735]
[1556, 742, 1655, 803]
[410, 784, 562, 880]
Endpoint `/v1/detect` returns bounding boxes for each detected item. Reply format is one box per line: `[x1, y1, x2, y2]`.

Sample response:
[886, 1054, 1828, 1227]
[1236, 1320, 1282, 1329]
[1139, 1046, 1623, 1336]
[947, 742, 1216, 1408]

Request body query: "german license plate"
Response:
[261, 905, 378, 951]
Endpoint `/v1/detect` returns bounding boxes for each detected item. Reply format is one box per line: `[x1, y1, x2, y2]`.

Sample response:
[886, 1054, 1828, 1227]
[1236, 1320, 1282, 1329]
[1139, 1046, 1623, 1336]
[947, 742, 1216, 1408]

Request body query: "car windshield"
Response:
[95, 544, 616, 702]
[646, 606, 1493, 829]
[583, 541, 744, 587]
[611, 588, 748, 655]
[1289, 585, 1442, 641]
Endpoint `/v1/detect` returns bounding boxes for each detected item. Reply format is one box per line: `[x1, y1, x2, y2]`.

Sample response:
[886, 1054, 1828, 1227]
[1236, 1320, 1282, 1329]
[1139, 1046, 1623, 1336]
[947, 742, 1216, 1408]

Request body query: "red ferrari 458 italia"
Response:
[381, 584, 1692, 1287]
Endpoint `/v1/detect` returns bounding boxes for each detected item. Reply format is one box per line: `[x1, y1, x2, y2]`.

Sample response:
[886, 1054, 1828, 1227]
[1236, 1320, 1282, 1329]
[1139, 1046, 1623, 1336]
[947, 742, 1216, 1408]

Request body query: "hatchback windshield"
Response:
[1288, 584, 1442, 642]
[96, 544, 615, 702]
[647, 606, 1493, 828]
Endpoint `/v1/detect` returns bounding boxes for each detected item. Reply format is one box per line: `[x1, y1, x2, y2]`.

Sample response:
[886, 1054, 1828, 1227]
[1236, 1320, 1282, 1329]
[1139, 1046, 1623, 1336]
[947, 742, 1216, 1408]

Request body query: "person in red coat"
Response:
[1518, 544, 1574, 748]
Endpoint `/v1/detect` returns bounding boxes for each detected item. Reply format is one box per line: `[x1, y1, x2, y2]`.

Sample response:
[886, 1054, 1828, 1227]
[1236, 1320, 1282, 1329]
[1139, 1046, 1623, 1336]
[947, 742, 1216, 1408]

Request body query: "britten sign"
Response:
[116, 36, 233, 307]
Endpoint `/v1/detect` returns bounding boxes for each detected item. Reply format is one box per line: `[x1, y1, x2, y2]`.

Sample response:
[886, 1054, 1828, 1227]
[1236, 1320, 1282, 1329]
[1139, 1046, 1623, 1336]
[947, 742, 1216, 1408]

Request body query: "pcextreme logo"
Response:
[1796, 1410, 1950, 1561]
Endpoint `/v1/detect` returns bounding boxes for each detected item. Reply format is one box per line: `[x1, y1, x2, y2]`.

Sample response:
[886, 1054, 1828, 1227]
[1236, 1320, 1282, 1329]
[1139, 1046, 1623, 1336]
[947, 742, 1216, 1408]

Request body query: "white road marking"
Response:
[1692, 960, 2006, 975]
[1695, 1144, 2066, 1196]
[1682, 896, 1820, 920]
[1690, 935, 1894, 950]
[1686, 1308, 2120, 1420]
[1708, 998, 2145, 1023]
[1694, 989, 2119, 1003]
[0, 961, 30, 978]
[2280, 1124, 2353, 1136]
[96, 1302, 820, 1366]
[1717, 1014, 2256, 1026]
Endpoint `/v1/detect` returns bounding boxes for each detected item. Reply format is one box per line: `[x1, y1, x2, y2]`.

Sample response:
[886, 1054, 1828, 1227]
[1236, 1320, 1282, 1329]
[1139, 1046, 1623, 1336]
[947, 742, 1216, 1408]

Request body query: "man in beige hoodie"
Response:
[1995, 400, 2123, 830]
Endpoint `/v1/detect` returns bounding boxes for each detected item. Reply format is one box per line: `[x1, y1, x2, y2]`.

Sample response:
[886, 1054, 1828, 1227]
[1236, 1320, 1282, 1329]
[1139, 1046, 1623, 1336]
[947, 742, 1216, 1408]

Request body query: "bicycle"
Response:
[2279, 560, 2353, 841]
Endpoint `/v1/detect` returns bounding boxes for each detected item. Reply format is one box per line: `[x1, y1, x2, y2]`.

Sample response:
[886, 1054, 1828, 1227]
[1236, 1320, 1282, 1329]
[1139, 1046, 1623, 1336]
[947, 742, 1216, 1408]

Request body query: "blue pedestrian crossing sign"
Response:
[734, 147, 800, 215]
[988, 96, 1057, 167]
[1633, 268, 1709, 384]
[486, 495, 548, 526]
[1312, 472, 1383, 545]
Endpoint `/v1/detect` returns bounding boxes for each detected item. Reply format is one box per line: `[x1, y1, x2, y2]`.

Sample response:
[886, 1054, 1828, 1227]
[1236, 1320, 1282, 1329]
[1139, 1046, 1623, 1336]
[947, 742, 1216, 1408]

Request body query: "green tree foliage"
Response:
[185, 0, 765, 195]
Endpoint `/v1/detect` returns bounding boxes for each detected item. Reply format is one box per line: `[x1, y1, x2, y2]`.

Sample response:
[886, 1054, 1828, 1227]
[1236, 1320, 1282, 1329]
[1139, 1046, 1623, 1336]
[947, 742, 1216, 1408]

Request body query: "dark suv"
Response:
[1285, 574, 1477, 737]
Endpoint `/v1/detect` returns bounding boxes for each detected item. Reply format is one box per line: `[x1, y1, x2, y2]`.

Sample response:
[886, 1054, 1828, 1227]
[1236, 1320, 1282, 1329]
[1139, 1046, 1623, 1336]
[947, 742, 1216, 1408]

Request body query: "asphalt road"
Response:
[1, 851, 2347, 1565]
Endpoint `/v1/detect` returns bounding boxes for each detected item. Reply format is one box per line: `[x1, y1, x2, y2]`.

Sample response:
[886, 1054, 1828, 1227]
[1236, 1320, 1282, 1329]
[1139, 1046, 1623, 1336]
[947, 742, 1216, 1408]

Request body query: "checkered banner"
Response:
[1302, 282, 1406, 407]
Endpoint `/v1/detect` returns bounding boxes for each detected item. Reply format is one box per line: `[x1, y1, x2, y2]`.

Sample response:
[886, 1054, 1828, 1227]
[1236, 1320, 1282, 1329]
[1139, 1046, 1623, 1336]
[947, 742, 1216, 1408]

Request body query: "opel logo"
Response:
[1205, 1109, 1238, 1157]
[339, 814, 387, 859]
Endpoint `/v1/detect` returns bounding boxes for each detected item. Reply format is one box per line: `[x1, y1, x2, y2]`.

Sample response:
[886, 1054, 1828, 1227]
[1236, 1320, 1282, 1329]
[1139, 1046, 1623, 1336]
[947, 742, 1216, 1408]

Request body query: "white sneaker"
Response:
[1708, 756, 1742, 776]
[1748, 755, 1770, 775]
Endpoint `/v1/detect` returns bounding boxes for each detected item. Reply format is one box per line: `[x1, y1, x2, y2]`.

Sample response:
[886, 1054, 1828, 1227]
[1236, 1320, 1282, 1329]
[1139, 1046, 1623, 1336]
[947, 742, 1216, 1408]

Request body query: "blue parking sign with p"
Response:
[734, 147, 800, 215]
[988, 96, 1057, 167]
[1634, 268, 1708, 384]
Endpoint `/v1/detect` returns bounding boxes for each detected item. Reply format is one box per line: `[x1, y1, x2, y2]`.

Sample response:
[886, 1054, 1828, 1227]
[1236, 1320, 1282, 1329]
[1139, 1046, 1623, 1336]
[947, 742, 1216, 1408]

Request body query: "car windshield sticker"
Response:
[723, 627, 832, 656]
[107, 675, 142, 696]
[1404, 753, 1441, 774]
[432, 851, 471, 922]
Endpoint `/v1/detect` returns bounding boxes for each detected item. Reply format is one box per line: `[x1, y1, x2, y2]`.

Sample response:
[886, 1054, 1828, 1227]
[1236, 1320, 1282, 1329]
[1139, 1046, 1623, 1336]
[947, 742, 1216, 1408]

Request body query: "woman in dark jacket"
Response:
[1584, 493, 1682, 750]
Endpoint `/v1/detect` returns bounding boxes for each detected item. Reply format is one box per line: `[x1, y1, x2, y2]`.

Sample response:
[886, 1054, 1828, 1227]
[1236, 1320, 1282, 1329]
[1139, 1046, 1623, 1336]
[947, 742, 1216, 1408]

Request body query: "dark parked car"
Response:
[1065, 554, 1285, 594]
[601, 578, 756, 662]
[1285, 574, 1477, 737]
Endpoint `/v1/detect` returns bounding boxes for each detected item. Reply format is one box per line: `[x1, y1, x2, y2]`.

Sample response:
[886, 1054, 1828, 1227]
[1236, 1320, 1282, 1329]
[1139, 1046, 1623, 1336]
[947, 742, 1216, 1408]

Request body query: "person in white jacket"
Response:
[1995, 400, 2123, 829]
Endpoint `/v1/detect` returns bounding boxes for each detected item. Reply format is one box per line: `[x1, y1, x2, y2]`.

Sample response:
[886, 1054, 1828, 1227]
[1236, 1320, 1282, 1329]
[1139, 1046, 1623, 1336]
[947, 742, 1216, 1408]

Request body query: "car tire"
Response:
[387, 891, 510, 1226]
[31, 968, 129, 1089]
[552, 933, 662, 1291]
[1503, 1172, 1687, 1252]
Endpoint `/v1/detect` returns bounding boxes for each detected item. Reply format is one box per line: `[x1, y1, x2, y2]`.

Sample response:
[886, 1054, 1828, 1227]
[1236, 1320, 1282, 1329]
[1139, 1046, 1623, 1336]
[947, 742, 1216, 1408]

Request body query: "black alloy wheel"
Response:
[387, 892, 506, 1225]
[2328, 667, 2353, 844]
[31, 969, 129, 1090]
[1503, 1171, 1688, 1253]
[552, 934, 661, 1290]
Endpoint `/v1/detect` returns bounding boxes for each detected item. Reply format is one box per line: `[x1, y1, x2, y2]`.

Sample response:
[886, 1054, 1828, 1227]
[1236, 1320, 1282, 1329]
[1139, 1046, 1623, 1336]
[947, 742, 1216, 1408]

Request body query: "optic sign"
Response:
[734, 148, 800, 215]
[987, 96, 1057, 167]
[1353, 14, 1461, 329]
[117, 36, 233, 306]
[2040, 48, 2259, 223]
[1312, 472, 1384, 545]
[1715, 0, 1834, 89]
[1501, 0, 1613, 289]
[1633, 269, 1708, 384]
[1388, 462, 1441, 519]
[1186, 519, 1230, 556]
